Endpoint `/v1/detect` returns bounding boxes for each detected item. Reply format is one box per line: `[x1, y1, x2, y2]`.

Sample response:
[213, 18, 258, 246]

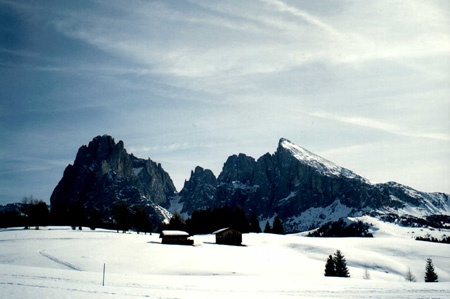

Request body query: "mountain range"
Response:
[50, 135, 450, 232]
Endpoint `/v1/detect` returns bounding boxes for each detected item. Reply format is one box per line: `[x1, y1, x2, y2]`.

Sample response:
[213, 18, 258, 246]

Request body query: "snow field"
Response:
[1, 217, 449, 298]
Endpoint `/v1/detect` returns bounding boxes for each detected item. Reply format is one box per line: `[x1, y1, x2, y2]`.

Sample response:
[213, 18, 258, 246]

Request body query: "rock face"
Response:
[178, 166, 217, 213]
[50, 135, 449, 233]
[50, 135, 176, 226]
[177, 138, 450, 232]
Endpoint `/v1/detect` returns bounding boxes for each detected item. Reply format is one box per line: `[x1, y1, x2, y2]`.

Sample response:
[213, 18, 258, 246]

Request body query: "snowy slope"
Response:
[280, 138, 450, 219]
[280, 138, 368, 182]
[1, 223, 449, 298]
[375, 182, 450, 216]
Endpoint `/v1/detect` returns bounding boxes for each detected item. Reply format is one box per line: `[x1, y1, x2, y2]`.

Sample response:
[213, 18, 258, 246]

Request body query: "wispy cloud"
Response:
[260, 0, 343, 37]
[1, 0, 449, 201]
[308, 110, 450, 142]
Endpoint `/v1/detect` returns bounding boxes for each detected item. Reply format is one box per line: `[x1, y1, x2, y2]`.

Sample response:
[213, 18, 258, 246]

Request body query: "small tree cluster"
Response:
[263, 216, 284, 234]
[249, 213, 261, 233]
[416, 234, 450, 244]
[111, 201, 154, 234]
[324, 250, 350, 277]
[161, 213, 187, 232]
[21, 196, 50, 230]
[112, 200, 131, 233]
[69, 200, 85, 230]
[308, 219, 372, 237]
[132, 205, 153, 234]
[186, 206, 250, 235]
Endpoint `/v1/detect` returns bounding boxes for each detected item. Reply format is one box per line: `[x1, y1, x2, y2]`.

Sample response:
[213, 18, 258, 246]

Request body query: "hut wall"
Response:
[216, 230, 242, 245]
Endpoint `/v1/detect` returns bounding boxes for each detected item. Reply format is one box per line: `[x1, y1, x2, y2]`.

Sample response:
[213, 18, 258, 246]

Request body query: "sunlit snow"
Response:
[280, 138, 369, 182]
[1, 218, 449, 298]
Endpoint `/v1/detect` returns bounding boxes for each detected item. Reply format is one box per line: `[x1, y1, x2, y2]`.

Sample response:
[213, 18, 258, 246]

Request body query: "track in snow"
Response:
[39, 251, 82, 271]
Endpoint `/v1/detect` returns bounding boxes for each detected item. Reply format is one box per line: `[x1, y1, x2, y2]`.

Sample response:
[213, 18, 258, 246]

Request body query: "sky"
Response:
[1, 0, 449, 205]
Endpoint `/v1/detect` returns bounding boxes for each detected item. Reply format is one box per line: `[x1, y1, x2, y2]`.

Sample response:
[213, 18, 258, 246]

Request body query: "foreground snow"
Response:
[1, 217, 449, 298]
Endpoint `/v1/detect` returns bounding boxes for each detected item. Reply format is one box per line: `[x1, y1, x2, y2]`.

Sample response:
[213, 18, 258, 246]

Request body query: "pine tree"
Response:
[405, 267, 416, 282]
[112, 200, 131, 233]
[324, 255, 336, 276]
[263, 221, 271, 233]
[133, 205, 152, 234]
[333, 250, 350, 277]
[233, 207, 250, 233]
[164, 213, 187, 231]
[249, 213, 261, 233]
[424, 258, 438, 282]
[87, 209, 103, 230]
[69, 200, 85, 230]
[271, 216, 284, 235]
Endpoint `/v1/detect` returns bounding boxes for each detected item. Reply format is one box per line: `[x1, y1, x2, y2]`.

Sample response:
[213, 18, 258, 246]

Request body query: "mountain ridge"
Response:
[175, 137, 449, 232]
[49, 135, 449, 232]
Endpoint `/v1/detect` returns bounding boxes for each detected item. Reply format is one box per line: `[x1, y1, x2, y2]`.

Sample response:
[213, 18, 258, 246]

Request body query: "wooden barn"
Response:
[159, 230, 194, 245]
[213, 228, 242, 245]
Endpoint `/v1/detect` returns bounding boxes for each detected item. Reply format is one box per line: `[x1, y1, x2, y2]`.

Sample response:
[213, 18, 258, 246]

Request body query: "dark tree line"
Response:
[184, 206, 251, 235]
[416, 234, 450, 244]
[2, 196, 287, 236]
[0, 196, 155, 234]
[263, 216, 284, 234]
[109, 200, 153, 234]
[0, 196, 50, 229]
[161, 206, 285, 236]
[309, 219, 372, 237]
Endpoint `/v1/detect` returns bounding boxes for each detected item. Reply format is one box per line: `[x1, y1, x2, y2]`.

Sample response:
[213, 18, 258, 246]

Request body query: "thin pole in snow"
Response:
[102, 263, 106, 286]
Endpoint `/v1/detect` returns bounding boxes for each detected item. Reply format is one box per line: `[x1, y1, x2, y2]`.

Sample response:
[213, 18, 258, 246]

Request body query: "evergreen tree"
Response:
[133, 205, 152, 234]
[324, 255, 336, 276]
[69, 200, 85, 230]
[163, 213, 187, 231]
[29, 200, 50, 230]
[333, 250, 350, 277]
[424, 258, 438, 282]
[87, 209, 103, 230]
[233, 207, 250, 233]
[249, 213, 261, 233]
[405, 267, 416, 282]
[112, 200, 131, 233]
[271, 216, 284, 235]
[264, 221, 271, 233]
[21, 197, 33, 229]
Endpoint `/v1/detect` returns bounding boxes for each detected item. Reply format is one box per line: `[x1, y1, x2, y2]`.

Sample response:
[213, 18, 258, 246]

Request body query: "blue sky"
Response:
[1, 0, 449, 205]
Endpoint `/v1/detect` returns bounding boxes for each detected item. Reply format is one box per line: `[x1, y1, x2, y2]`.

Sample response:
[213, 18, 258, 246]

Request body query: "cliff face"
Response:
[50, 135, 176, 225]
[178, 138, 449, 232]
[178, 166, 218, 213]
[50, 135, 449, 232]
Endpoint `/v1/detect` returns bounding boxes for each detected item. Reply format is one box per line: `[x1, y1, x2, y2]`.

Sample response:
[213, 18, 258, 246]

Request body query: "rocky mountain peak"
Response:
[178, 166, 218, 214]
[177, 137, 449, 232]
[217, 153, 256, 184]
[277, 138, 367, 182]
[50, 135, 176, 226]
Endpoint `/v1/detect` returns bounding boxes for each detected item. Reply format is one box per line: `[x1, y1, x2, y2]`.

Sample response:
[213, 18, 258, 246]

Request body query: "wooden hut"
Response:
[159, 230, 193, 245]
[213, 228, 242, 245]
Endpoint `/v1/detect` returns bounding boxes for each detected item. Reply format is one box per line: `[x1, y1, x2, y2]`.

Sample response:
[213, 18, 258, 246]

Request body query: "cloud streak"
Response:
[308, 110, 450, 142]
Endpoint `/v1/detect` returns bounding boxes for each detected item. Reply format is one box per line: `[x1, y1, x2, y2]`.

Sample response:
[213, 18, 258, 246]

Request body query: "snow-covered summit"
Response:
[279, 138, 368, 182]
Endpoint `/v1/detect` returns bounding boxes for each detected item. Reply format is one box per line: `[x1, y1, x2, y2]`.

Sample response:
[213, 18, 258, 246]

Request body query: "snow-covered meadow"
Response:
[1, 217, 449, 298]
